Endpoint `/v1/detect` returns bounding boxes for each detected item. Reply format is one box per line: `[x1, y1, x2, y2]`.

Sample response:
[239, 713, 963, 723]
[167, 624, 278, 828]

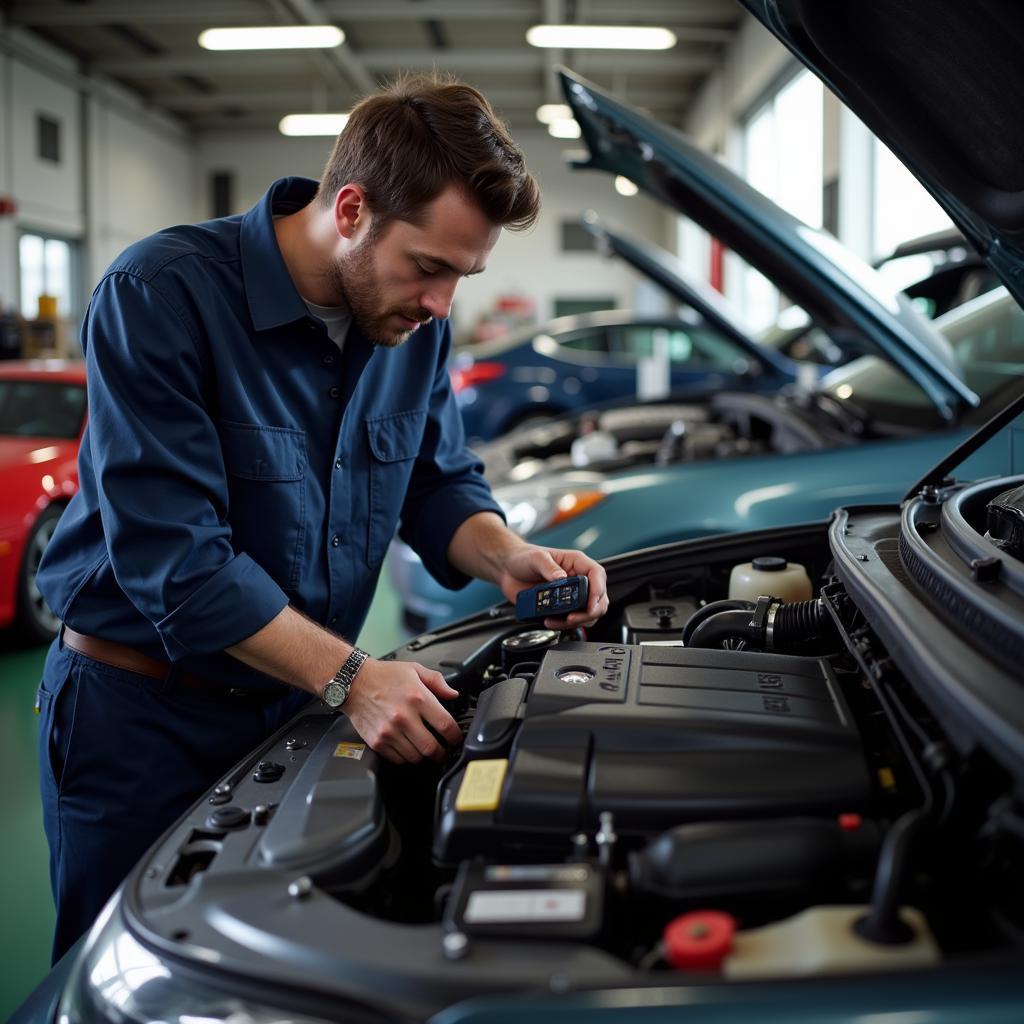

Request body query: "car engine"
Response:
[75, 471, 1024, 1022]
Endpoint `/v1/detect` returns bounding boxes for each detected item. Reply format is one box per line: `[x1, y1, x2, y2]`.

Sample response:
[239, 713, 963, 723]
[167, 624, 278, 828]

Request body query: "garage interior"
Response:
[0, 1, 973, 1017]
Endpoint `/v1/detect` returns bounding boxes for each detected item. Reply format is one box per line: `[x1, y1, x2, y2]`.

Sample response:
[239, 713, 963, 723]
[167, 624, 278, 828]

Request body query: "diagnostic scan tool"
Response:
[515, 575, 589, 622]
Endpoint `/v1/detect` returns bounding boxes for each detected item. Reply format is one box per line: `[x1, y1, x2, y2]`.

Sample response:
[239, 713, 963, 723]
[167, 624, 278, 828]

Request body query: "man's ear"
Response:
[333, 183, 367, 240]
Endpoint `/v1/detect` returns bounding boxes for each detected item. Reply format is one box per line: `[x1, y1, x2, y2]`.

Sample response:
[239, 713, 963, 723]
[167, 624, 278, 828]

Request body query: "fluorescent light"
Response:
[547, 118, 581, 139]
[526, 25, 676, 50]
[279, 113, 350, 136]
[614, 176, 638, 196]
[199, 26, 344, 50]
[536, 103, 572, 124]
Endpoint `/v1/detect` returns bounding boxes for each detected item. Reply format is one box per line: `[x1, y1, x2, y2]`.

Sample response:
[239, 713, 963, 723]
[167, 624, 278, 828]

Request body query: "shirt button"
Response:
[329, 617, 337, 626]
[331, 535, 340, 547]
[322, 354, 335, 366]
[334, 457, 343, 469]
[328, 386, 340, 399]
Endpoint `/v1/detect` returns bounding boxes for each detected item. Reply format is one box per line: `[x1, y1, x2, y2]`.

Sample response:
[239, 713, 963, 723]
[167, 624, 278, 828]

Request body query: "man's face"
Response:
[332, 185, 501, 347]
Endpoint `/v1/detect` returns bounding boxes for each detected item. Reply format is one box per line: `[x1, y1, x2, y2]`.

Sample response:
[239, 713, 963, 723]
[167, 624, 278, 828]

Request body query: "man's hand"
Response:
[448, 511, 609, 631]
[494, 544, 608, 630]
[343, 657, 463, 764]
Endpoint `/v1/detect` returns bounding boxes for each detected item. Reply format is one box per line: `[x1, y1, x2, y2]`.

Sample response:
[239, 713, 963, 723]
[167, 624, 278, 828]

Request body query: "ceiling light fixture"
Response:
[536, 103, 572, 124]
[526, 25, 676, 50]
[199, 26, 344, 50]
[547, 118, 581, 139]
[279, 113, 350, 136]
[614, 176, 639, 196]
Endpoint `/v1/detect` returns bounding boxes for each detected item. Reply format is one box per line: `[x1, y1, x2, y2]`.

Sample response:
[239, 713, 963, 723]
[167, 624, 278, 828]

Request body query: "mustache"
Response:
[396, 309, 432, 324]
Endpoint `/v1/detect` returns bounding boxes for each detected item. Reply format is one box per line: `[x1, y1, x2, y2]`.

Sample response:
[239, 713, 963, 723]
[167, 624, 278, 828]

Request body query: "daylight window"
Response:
[19, 234, 74, 318]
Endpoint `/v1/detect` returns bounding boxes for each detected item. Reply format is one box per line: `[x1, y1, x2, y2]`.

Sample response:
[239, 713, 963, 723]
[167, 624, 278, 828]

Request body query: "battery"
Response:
[445, 861, 605, 941]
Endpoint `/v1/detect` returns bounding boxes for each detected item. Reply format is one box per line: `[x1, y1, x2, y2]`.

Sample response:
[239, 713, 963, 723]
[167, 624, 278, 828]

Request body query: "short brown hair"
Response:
[316, 72, 540, 232]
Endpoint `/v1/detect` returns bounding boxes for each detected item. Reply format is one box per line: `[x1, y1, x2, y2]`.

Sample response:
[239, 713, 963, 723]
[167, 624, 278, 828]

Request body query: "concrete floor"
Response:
[0, 575, 407, 1020]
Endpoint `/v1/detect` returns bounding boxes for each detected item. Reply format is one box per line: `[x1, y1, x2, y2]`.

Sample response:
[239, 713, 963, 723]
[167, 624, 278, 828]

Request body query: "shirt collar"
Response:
[239, 176, 319, 332]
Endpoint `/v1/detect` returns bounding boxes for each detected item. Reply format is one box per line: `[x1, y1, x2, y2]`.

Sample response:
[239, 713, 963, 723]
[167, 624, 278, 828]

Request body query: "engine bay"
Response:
[114, 475, 1024, 1020]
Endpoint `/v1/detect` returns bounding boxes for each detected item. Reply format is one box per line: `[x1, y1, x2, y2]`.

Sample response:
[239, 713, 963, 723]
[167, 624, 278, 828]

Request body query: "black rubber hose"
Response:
[854, 810, 924, 945]
[682, 599, 754, 645]
[770, 598, 835, 647]
[687, 609, 760, 649]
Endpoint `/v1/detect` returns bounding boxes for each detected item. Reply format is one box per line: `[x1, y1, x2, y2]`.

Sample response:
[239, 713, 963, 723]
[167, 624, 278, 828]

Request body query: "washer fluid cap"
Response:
[751, 556, 787, 571]
[663, 910, 736, 971]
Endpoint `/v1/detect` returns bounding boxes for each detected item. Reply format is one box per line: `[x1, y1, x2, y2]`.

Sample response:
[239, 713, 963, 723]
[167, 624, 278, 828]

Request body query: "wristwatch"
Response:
[322, 647, 369, 708]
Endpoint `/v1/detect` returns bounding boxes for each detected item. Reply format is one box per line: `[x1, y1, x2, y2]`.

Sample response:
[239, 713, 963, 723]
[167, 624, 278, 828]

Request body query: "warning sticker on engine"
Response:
[455, 758, 508, 812]
[334, 742, 365, 760]
[465, 889, 586, 924]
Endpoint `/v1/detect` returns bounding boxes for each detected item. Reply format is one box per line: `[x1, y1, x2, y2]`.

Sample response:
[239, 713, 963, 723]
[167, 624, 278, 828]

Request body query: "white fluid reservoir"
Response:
[729, 556, 813, 603]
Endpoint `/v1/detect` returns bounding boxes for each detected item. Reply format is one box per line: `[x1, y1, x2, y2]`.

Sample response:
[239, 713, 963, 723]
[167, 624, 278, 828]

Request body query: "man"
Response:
[35, 73, 608, 962]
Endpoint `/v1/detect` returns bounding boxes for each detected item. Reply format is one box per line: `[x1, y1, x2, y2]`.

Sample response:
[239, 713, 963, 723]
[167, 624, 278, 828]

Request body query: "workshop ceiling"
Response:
[7, 0, 743, 133]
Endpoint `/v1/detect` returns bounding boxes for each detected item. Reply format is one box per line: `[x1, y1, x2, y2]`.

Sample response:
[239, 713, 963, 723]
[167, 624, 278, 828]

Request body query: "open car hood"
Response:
[581, 212, 796, 377]
[740, 1, 1024, 314]
[559, 68, 979, 422]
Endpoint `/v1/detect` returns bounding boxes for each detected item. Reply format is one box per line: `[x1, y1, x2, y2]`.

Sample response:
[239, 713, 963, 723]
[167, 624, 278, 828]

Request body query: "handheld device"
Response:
[515, 575, 590, 622]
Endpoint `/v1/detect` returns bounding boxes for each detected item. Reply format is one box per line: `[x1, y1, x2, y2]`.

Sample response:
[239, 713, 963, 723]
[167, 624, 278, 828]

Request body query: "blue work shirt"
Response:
[38, 177, 502, 689]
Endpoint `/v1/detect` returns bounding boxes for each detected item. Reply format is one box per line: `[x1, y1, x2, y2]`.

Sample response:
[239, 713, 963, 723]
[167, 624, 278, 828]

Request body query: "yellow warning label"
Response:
[878, 766, 896, 791]
[334, 742, 365, 760]
[455, 758, 509, 812]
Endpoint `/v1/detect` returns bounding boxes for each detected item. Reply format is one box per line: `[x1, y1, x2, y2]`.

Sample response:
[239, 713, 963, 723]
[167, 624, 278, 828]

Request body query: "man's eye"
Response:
[416, 262, 439, 277]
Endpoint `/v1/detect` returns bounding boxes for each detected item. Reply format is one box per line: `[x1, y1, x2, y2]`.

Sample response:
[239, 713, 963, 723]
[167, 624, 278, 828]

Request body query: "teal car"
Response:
[391, 68, 1019, 633]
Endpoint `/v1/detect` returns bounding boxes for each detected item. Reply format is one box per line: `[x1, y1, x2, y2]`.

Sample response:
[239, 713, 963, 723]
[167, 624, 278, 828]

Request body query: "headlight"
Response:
[60, 897, 334, 1024]
[496, 483, 606, 538]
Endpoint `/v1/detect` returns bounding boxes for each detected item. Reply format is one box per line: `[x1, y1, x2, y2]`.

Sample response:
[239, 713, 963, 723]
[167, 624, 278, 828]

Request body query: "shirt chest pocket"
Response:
[366, 409, 427, 567]
[220, 420, 307, 592]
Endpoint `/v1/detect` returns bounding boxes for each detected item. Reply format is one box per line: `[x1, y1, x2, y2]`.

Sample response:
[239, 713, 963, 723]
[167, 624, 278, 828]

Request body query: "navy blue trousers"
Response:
[36, 637, 311, 963]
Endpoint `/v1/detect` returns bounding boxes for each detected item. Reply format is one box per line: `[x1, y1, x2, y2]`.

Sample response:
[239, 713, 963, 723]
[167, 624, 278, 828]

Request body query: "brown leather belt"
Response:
[61, 626, 274, 700]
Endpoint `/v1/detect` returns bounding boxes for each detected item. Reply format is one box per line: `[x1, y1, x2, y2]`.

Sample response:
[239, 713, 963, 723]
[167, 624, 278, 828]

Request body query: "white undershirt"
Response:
[303, 298, 352, 353]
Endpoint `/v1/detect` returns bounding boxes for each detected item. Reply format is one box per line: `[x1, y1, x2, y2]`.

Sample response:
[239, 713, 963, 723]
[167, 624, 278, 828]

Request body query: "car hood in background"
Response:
[558, 68, 978, 422]
[581, 212, 796, 378]
[740, 1, 1024, 314]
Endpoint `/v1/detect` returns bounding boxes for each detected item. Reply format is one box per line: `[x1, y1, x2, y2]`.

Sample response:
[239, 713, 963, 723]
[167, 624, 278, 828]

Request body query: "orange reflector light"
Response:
[548, 490, 605, 527]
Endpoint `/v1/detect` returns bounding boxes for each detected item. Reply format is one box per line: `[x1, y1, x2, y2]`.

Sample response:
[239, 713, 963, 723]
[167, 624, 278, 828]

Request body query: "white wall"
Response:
[85, 85, 193, 283]
[194, 126, 674, 338]
[0, 23, 195, 324]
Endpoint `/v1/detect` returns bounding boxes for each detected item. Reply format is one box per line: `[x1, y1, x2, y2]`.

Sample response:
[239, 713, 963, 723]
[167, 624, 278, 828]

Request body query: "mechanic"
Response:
[34, 73, 608, 963]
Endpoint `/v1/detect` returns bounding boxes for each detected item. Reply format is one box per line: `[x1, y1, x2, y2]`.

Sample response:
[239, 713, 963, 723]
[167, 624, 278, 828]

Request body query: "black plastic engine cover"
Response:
[435, 642, 868, 863]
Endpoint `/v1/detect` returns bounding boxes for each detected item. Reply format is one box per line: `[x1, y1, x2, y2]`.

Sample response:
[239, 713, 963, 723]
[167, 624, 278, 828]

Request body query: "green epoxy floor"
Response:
[0, 576, 407, 1020]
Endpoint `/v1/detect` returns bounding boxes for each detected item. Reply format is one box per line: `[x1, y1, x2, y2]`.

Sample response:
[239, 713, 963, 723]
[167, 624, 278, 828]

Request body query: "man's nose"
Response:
[420, 279, 458, 321]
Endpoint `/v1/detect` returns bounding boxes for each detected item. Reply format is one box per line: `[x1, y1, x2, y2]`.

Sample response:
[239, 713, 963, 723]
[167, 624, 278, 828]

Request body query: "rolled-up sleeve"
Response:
[84, 271, 289, 659]
[397, 320, 504, 589]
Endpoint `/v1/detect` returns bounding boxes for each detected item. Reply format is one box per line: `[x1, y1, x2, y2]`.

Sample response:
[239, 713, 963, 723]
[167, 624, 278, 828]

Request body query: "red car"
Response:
[0, 360, 86, 642]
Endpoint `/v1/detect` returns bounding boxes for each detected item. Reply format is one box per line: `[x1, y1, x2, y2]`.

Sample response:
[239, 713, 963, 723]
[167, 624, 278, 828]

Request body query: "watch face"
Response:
[323, 680, 348, 707]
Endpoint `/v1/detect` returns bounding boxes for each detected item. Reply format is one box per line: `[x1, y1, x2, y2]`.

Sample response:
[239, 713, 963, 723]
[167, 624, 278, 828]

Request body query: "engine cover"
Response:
[435, 642, 869, 863]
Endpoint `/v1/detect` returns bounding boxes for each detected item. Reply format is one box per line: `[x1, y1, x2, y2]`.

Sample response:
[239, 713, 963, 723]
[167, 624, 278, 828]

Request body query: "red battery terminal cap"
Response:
[663, 910, 736, 971]
[838, 812, 863, 831]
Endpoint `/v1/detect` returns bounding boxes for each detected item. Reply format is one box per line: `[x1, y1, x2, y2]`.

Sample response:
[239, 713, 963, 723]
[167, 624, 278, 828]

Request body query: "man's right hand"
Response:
[343, 657, 462, 764]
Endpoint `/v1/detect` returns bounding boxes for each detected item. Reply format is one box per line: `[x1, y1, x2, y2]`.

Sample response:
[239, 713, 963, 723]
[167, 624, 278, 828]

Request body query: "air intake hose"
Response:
[686, 595, 838, 653]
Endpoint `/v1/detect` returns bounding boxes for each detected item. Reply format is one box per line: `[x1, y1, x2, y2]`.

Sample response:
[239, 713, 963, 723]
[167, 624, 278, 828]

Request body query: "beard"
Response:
[328, 234, 431, 348]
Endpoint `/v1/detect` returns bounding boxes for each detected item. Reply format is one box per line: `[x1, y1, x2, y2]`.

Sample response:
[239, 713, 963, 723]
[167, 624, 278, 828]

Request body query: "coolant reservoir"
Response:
[723, 905, 940, 978]
[728, 557, 812, 603]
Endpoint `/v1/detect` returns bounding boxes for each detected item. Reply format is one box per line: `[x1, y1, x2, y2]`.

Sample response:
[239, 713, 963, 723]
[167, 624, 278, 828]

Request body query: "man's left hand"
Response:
[495, 545, 608, 630]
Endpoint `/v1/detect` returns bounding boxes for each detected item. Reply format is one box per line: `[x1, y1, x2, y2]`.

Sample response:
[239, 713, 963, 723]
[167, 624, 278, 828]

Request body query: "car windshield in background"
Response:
[821, 288, 1024, 423]
[0, 380, 86, 439]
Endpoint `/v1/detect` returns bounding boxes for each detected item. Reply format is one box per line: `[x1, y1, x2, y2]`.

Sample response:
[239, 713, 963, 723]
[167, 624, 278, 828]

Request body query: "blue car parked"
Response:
[390, 69, 1021, 632]
[452, 219, 798, 444]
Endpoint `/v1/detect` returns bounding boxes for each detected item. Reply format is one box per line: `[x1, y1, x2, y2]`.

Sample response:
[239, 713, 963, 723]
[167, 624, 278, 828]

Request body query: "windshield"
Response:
[820, 288, 1023, 422]
[0, 379, 86, 439]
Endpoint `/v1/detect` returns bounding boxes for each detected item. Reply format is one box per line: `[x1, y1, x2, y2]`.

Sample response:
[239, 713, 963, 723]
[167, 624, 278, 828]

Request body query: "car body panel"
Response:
[0, 361, 85, 629]
[395, 424, 1019, 631]
[559, 67, 978, 421]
